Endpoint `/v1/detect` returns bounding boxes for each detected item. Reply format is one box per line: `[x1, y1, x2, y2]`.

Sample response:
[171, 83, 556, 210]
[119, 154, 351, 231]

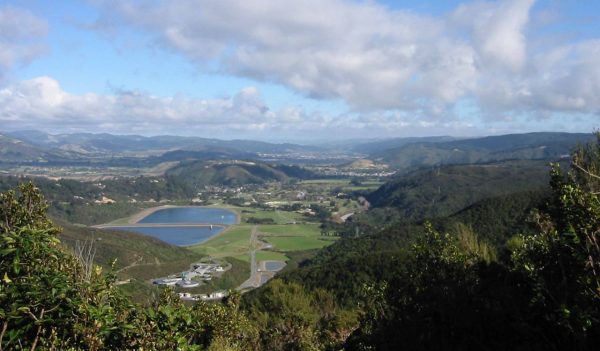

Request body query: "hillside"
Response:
[375, 132, 593, 170]
[367, 160, 554, 222]
[6, 130, 321, 156]
[350, 135, 456, 154]
[0, 134, 56, 162]
[58, 221, 202, 273]
[166, 160, 315, 187]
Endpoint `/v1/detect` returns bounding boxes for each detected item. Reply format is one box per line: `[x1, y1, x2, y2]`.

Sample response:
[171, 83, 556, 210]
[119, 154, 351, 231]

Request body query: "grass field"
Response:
[240, 209, 307, 224]
[256, 223, 337, 252]
[299, 179, 351, 185]
[259, 224, 321, 236]
[189, 225, 253, 258]
[209, 203, 311, 224]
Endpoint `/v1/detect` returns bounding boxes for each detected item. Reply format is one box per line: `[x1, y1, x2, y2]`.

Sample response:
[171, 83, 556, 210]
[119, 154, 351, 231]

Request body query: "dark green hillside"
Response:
[58, 221, 204, 302]
[58, 221, 202, 272]
[166, 160, 315, 187]
[368, 160, 553, 222]
[277, 190, 546, 305]
[377, 132, 593, 170]
[434, 189, 549, 247]
[275, 224, 422, 305]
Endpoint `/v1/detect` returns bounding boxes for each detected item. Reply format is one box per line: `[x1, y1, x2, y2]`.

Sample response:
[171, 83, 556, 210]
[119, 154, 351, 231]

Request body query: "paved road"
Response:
[237, 226, 271, 290]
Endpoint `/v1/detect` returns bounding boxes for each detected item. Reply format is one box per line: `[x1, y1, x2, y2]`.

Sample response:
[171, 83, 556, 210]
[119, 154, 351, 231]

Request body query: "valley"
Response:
[2, 130, 599, 349]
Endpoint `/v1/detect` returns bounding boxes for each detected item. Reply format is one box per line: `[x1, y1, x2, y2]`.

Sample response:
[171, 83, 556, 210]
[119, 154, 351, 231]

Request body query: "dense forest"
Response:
[2, 136, 600, 349]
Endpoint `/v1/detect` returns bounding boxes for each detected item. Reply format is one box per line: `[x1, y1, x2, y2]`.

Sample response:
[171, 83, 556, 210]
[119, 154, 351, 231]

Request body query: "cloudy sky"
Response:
[1, 0, 599, 141]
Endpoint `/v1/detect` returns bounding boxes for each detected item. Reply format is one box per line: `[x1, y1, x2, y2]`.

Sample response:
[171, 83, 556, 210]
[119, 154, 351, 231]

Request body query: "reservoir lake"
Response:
[105, 207, 237, 246]
[138, 207, 237, 225]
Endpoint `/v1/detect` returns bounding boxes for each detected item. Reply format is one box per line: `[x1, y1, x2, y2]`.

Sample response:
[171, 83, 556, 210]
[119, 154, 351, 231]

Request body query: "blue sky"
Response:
[1, 0, 599, 140]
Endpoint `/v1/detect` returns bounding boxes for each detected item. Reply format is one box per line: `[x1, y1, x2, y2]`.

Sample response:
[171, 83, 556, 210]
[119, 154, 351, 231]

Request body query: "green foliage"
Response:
[0, 183, 132, 349]
[510, 157, 600, 345]
[346, 136, 600, 350]
[346, 225, 539, 350]
[453, 222, 497, 263]
[243, 279, 356, 350]
[0, 183, 257, 350]
[130, 288, 257, 350]
[434, 189, 548, 248]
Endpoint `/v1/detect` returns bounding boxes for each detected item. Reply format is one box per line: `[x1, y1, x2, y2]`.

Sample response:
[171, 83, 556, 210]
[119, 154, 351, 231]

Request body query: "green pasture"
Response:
[258, 223, 321, 237]
[189, 225, 253, 258]
[299, 179, 350, 185]
[240, 209, 306, 224]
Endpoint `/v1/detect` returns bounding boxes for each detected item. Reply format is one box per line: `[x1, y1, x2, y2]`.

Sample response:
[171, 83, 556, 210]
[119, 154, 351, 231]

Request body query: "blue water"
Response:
[138, 207, 237, 225]
[264, 261, 286, 271]
[108, 226, 224, 246]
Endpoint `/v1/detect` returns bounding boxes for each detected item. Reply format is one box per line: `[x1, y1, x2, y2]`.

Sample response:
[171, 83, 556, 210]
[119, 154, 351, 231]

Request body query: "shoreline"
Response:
[92, 205, 242, 247]
[126, 205, 241, 225]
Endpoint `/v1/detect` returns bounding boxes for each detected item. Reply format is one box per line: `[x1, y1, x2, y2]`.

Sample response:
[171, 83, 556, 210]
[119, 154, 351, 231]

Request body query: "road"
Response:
[237, 226, 271, 290]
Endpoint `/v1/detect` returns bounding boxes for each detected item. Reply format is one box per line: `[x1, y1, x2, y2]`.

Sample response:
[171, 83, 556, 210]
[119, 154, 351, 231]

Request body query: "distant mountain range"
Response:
[371, 132, 594, 170]
[0, 130, 324, 165]
[1, 130, 594, 169]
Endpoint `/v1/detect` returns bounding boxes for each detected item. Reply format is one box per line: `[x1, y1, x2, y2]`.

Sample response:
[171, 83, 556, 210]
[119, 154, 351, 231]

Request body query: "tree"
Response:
[0, 183, 258, 350]
[511, 134, 600, 347]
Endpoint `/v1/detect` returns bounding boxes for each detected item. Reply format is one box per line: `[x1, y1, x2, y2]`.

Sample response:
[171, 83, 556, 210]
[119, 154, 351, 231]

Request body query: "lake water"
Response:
[106, 207, 237, 246]
[264, 261, 286, 271]
[138, 207, 237, 225]
[108, 226, 225, 246]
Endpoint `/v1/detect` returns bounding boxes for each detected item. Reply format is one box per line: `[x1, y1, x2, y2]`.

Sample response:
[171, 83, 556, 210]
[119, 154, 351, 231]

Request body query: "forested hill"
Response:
[243, 137, 600, 350]
[165, 160, 315, 187]
[367, 160, 554, 222]
[374, 132, 593, 170]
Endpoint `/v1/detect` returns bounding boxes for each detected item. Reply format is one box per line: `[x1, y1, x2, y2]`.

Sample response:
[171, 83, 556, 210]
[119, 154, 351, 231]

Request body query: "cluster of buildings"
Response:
[177, 291, 227, 302]
[152, 262, 226, 289]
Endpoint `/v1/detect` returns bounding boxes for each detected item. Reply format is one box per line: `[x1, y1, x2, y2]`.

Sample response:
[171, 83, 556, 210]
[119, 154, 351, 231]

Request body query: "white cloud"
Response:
[0, 76, 322, 135]
[99, 0, 477, 111]
[452, 0, 535, 71]
[0, 76, 493, 138]
[90, 0, 600, 122]
[0, 5, 48, 76]
[2, 0, 598, 138]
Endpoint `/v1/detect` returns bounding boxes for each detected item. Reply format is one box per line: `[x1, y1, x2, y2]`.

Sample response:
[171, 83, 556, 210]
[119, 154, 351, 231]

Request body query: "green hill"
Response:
[0, 134, 50, 162]
[58, 221, 202, 273]
[375, 132, 593, 170]
[166, 160, 314, 187]
[368, 160, 555, 222]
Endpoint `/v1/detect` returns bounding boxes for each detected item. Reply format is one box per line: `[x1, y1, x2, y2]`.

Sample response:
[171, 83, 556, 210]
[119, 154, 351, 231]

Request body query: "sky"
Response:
[0, 0, 599, 141]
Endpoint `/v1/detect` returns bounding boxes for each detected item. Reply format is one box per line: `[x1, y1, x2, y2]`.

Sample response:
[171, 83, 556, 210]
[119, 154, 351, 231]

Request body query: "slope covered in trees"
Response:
[368, 160, 554, 222]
